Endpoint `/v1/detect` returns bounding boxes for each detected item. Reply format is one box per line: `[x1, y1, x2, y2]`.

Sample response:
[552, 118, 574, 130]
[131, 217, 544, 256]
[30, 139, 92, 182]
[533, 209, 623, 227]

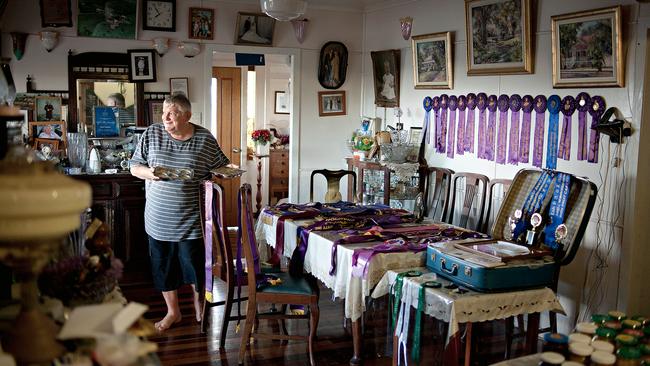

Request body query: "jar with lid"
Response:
[593, 328, 619, 345]
[624, 320, 644, 331]
[570, 332, 593, 345]
[568, 343, 593, 364]
[608, 311, 627, 322]
[577, 322, 599, 336]
[622, 329, 644, 339]
[604, 321, 623, 332]
[591, 351, 616, 366]
[631, 316, 648, 327]
[644, 328, 650, 344]
[616, 334, 639, 349]
[593, 314, 609, 325]
[539, 352, 566, 365]
[616, 347, 641, 366]
[561, 361, 584, 366]
[544, 333, 570, 356]
[592, 340, 615, 354]
[641, 344, 650, 364]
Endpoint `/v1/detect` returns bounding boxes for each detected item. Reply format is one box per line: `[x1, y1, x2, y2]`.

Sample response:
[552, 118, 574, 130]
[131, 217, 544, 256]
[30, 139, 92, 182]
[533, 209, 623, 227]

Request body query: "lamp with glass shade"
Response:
[260, 0, 306, 21]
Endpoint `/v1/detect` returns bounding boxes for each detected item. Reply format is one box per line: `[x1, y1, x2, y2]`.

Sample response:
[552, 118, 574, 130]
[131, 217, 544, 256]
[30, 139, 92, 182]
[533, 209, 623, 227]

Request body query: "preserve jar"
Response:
[577, 322, 599, 336]
[591, 350, 616, 366]
[539, 352, 566, 365]
[608, 311, 627, 322]
[593, 314, 609, 326]
[592, 340, 615, 354]
[568, 343, 593, 364]
[544, 333, 570, 356]
[569, 333, 593, 345]
[616, 334, 639, 349]
[593, 328, 618, 345]
[616, 347, 641, 366]
[624, 320, 644, 331]
[561, 362, 584, 366]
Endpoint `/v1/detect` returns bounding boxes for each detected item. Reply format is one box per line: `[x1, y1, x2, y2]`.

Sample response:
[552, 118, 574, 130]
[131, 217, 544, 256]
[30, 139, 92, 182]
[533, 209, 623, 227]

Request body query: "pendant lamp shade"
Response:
[260, 0, 306, 21]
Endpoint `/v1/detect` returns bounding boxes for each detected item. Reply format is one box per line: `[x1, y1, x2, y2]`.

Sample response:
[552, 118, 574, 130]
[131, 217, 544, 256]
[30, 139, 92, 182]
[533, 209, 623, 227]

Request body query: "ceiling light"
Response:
[260, 0, 306, 21]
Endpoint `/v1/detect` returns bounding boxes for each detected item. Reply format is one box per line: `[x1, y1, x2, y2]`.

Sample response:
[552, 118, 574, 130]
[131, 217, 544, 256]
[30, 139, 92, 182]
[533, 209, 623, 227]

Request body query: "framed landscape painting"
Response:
[551, 6, 623, 88]
[465, 0, 532, 75]
[411, 32, 453, 89]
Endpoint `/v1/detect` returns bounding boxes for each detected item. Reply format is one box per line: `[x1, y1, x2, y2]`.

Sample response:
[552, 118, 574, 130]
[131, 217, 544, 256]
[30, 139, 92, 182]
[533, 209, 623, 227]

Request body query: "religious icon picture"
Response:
[188, 7, 214, 40]
[318, 90, 346, 117]
[127, 49, 157, 82]
[370, 49, 401, 108]
[234, 12, 275, 46]
[318, 41, 348, 90]
[35, 96, 62, 122]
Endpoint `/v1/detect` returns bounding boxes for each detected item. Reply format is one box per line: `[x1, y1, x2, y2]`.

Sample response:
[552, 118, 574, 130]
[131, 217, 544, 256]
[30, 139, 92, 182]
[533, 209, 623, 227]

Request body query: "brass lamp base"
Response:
[3, 308, 65, 364]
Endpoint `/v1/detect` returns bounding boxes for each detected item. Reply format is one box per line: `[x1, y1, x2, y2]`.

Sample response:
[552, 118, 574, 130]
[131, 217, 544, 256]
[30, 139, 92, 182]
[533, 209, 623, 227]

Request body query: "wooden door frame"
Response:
[202, 45, 301, 203]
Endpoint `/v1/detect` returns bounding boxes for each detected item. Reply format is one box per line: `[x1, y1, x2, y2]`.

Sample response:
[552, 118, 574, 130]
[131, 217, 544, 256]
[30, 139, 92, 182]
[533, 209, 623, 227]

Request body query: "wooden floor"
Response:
[121, 278, 532, 366]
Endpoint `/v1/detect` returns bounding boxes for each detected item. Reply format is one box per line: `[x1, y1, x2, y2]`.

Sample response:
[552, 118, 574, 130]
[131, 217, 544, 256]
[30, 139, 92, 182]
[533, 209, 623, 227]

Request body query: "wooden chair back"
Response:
[482, 178, 513, 234]
[422, 167, 454, 222]
[448, 172, 490, 231]
[310, 169, 357, 203]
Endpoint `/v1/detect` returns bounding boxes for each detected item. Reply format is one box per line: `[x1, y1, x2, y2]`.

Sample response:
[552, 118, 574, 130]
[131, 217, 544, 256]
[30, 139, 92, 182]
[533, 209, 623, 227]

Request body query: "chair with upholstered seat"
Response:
[238, 183, 320, 366]
[309, 169, 357, 203]
[422, 167, 454, 222]
[447, 172, 490, 231]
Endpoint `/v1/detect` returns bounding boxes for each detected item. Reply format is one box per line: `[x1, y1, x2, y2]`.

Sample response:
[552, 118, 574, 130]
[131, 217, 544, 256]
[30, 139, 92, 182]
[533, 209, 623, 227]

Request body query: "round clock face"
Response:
[147, 1, 173, 29]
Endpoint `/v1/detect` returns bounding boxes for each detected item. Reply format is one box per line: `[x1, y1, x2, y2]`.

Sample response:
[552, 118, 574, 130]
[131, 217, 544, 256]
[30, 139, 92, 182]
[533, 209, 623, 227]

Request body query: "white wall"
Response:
[362, 0, 650, 330]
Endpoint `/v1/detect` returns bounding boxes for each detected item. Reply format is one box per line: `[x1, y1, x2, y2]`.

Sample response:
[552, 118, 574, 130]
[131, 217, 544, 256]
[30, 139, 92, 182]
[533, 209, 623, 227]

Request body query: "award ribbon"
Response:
[532, 95, 547, 168]
[512, 170, 554, 240]
[433, 96, 441, 148]
[508, 94, 522, 165]
[558, 96, 576, 161]
[519, 95, 534, 163]
[422, 96, 433, 145]
[412, 284, 426, 363]
[546, 95, 561, 170]
[456, 95, 467, 155]
[439, 94, 449, 153]
[465, 93, 477, 153]
[496, 94, 509, 165]
[485, 94, 498, 161]
[576, 92, 591, 161]
[543, 173, 571, 250]
[588, 96, 606, 163]
[476, 93, 487, 158]
[447, 95, 457, 158]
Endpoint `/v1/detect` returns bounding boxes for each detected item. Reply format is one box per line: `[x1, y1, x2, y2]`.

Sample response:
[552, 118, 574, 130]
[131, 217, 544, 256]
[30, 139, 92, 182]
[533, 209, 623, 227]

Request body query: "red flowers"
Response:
[251, 129, 271, 144]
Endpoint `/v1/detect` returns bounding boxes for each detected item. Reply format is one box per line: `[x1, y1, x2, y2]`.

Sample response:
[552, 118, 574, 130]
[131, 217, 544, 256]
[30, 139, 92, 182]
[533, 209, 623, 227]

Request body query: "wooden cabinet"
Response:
[269, 149, 289, 205]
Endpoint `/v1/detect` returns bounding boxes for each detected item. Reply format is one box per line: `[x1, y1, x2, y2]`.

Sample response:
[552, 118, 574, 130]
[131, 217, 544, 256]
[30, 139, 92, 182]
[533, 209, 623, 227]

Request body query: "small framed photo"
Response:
[170, 77, 189, 98]
[370, 49, 401, 108]
[40, 0, 73, 27]
[274, 91, 289, 114]
[127, 49, 157, 82]
[551, 6, 623, 88]
[35, 96, 62, 121]
[28, 121, 66, 143]
[235, 12, 275, 46]
[412, 32, 453, 89]
[318, 90, 346, 117]
[409, 127, 423, 144]
[34, 138, 60, 151]
[146, 99, 165, 125]
[189, 7, 214, 40]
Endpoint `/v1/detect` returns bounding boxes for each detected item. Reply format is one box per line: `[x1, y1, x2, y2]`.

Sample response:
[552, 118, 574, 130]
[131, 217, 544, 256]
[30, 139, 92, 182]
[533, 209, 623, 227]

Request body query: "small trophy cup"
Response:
[525, 212, 543, 246]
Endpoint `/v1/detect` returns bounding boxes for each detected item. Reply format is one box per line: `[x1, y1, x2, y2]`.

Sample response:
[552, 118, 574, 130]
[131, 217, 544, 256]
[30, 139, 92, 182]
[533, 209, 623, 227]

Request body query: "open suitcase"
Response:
[425, 168, 597, 292]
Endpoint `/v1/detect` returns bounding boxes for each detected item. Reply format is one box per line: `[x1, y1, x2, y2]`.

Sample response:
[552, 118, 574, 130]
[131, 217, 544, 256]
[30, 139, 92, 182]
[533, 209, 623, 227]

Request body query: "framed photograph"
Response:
[128, 49, 157, 82]
[409, 127, 423, 144]
[274, 91, 289, 114]
[35, 96, 62, 121]
[28, 121, 66, 143]
[142, 0, 176, 32]
[189, 7, 214, 40]
[411, 32, 453, 89]
[465, 0, 532, 75]
[40, 0, 73, 27]
[170, 77, 189, 98]
[235, 12, 275, 46]
[146, 99, 165, 125]
[551, 6, 623, 88]
[77, 0, 137, 39]
[318, 41, 349, 89]
[318, 91, 346, 117]
[370, 49, 401, 108]
[34, 138, 60, 153]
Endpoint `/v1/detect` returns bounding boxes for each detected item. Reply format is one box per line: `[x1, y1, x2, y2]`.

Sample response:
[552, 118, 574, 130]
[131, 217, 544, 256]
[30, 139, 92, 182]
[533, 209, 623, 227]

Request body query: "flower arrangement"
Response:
[251, 129, 271, 145]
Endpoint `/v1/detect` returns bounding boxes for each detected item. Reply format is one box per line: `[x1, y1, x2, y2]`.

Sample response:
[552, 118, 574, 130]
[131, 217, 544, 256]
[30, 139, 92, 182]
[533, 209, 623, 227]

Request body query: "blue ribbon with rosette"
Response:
[476, 93, 487, 158]
[508, 94, 522, 165]
[559, 96, 576, 161]
[532, 95, 547, 168]
[422, 96, 433, 145]
[546, 95, 561, 170]
[465, 93, 477, 153]
[447, 95, 458, 158]
[576, 92, 591, 161]
[588, 96, 606, 163]
[520, 95, 534, 163]
[496, 94, 509, 165]
[456, 95, 467, 155]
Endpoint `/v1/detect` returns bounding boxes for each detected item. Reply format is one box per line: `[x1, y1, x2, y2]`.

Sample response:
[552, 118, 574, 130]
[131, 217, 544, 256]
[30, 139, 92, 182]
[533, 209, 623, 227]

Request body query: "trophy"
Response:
[506, 209, 522, 241]
[525, 212, 543, 246]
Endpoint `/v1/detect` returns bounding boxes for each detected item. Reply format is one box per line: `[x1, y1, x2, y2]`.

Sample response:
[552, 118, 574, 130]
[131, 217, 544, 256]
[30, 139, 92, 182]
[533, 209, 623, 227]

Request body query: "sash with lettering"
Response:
[512, 169, 555, 241]
[465, 93, 477, 153]
[508, 94, 522, 165]
[532, 95, 547, 168]
[432, 96, 441, 149]
[519, 95, 534, 163]
[439, 94, 449, 153]
[558, 96, 576, 161]
[496, 94, 509, 165]
[456, 95, 467, 155]
[447, 95, 458, 158]
[546, 95, 561, 170]
[476, 93, 487, 159]
[543, 172, 571, 250]
[588, 96, 606, 163]
[576, 92, 591, 161]
[485, 94, 498, 161]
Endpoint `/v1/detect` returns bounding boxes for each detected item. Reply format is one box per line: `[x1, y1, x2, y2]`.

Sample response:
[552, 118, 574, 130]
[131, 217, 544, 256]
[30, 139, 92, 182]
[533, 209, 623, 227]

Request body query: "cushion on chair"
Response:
[259, 272, 317, 295]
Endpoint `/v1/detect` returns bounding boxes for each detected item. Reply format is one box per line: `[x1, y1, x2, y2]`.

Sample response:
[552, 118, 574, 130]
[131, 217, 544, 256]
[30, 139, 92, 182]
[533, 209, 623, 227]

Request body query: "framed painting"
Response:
[409, 127, 423, 144]
[551, 6, 623, 88]
[235, 12, 275, 46]
[128, 49, 157, 82]
[40, 0, 73, 27]
[34, 138, 60, 152]
[146, 99, 165, 125]
[29, 121, 66, 143]
[411, 32, 453, 89]
[465, 0, 532, 75]
[318, 41, 348, 89]
[77, 0, 137, 39]
[189, 7, 214, 40]
[35, 96, 62, 121]
[170, 77, 189, 98]
[274, 91, 289, 114]
[370, 49, 401, 108]
[318, 91, 346, 117]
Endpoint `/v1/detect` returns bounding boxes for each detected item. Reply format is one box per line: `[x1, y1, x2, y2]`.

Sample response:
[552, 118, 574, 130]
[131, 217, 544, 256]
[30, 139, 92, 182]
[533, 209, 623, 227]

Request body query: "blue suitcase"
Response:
[425, 168, 597, 292]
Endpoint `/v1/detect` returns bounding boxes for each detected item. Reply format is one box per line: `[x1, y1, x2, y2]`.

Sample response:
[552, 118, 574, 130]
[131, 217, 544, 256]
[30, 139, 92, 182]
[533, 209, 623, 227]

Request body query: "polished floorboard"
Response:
[121, 278, 532, 366]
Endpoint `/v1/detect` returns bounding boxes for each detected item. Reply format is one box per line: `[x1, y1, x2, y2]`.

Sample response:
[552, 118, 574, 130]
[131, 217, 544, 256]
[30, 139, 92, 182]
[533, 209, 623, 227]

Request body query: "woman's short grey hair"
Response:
[164, 93, 192, 113]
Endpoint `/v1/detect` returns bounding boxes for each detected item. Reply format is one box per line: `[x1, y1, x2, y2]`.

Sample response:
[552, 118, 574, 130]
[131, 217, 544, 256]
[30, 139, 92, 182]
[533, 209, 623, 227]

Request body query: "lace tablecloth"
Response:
[255, 215, 426, 321]
[371, 268, 565, 344]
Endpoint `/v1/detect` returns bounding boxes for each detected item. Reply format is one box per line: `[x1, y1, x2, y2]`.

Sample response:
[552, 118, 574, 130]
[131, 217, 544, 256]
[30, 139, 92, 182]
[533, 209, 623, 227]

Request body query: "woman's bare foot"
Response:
[193, 293, 202, 322]
[155, 313, 182, 332]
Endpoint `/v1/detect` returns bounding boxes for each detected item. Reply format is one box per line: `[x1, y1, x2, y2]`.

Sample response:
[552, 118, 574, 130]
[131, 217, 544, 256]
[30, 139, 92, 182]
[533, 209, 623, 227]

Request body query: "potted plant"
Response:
[252, 129, 271, 155]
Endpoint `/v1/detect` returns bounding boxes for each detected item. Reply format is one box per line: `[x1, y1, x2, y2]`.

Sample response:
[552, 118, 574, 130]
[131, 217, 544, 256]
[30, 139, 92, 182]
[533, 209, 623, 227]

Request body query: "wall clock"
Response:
[142, 0, 176, 32]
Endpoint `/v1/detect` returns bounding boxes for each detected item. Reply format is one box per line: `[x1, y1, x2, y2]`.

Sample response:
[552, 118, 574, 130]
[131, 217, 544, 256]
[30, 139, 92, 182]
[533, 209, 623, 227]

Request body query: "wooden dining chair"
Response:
[422, 167, 454, 222]
[309, 169, 357, 203]
[238, 183, 320, 366]
[481, 178, 513, 234]
[447, 172, 489, 231]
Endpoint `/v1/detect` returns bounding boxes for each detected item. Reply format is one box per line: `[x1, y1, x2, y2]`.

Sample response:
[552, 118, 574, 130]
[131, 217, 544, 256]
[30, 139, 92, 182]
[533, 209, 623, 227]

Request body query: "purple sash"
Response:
[203, 182, 216, 303]
[465, 93, 476, 153]
[447, 95, 457, 158]
[439, 94, 449, 153]
[456, 95, 467, 155]
[496, 94, 509, 165]
[476, 93, 487, 159]
[532, 95, 547, 168]
[507, 95, 522, 165]
[433, 96, 441, 148]
[559, 96, 576, 161]
[576, 93, 591, 161]
[588, 96, 606, 163]
[486, 94, 498, 161]
[519, 95, 533, 163]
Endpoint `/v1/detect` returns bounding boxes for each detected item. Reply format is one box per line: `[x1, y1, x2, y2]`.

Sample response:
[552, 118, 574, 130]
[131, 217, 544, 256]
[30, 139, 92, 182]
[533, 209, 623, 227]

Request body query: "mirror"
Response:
[77, 80, 137, 135]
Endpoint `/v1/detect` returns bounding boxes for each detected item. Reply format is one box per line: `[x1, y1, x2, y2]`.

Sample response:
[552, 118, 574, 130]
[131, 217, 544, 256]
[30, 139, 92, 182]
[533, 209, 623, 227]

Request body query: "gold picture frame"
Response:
[318, 91, 346, 117]
[465, 0, 532, 75]
[411, 31, 453, 89]
[551, 6, 623, 88]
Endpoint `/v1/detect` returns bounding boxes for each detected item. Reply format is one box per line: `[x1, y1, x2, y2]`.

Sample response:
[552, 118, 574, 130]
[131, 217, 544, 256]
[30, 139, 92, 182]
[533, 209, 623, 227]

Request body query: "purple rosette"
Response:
[508, 94, 522, 165]
[532, 95, 547, 168]
[467, 93, 477, 109]
[439, 94, 449, 153]
[497, 94, 509, 112]
[588, 96, 606, 163]
[457, 95, 467, 155]
[519, 95, 534, 163]
[485, 95, 498, 161]
[496, 94, 509, 164]
[423, 96, 433, 145]
[476, 93, 488, 158]
[447, 95, 458, 158]
[457, 95, 467, 111]
[477, 93, 487, 110]
[561, 96, 576, 116]
[558, 96, 576, 161]
[575, 92, 591, 160]
[432, 96, 441, 149]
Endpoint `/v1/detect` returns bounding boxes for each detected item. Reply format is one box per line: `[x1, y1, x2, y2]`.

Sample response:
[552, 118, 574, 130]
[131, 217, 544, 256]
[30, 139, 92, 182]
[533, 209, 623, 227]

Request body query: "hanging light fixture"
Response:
[260, 0, 307, 21]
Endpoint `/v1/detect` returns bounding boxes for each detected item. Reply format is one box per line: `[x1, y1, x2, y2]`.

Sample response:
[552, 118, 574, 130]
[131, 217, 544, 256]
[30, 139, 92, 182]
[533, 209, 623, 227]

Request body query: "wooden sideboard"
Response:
[269, 149, 289, 205]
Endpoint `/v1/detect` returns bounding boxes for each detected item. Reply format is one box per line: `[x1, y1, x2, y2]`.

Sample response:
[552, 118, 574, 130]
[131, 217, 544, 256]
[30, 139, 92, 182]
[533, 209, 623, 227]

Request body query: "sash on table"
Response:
[439, 94, 449, 153]
[486, 94, 498, 161]
[519, 95, 534, 163]
[456, 95, 467, 155]
[496, 94, 509, 165]
[433, 96, 441, 149]
[546, 95, 561, 170]
[422, 96, 433, 145]
[558, 96, 576, 161]
[476, 93, 487, 158]
[465, 93, 477, 153]
[447, 95, 457, 158]
[533, 95, 547, 168]
[588, 96, 606, 163]
[543, 173, 571, 250]
[508, 94, 522, 165]
[576, 93, 591, 161]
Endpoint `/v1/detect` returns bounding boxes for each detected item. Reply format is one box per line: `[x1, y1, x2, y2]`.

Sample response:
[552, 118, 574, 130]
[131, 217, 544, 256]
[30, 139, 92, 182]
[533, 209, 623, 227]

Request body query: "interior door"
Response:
[213, 67, 242, 227]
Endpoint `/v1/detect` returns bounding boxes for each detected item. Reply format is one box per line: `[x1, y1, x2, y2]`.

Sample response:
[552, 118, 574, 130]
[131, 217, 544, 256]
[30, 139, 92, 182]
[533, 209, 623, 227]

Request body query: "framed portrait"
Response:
[551, 6, 623, 88]
[465, 0, 532, 75]
[77, 0, 137, 39]
[370, 49, 401, 108]
[35, 96, 62, 122]
[28, 121, 66, 143]
[235, 12, 275, 46]
[318, 41, 348, 89]
[318, 91, 346, 117]
[128, 49, 157, 82]
[34, 138, 60, 151]
[170, 77, 189, 98]
[189, 7, 214, 40]
[40, 0, 73, 27]
[411, 32, 453, 89]
[146, 99, 165, 125]
[274, 91, 289, 114]
[409, 127, 423, 144]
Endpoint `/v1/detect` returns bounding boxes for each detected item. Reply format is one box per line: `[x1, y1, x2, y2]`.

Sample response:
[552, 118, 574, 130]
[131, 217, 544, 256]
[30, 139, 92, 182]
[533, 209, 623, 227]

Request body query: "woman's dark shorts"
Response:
[148, 235, 205, 292]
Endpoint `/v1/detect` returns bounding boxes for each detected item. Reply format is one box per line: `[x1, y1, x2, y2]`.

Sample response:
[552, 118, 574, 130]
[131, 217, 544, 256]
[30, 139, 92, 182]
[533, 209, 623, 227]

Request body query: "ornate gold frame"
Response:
[411, 31, 453, 89]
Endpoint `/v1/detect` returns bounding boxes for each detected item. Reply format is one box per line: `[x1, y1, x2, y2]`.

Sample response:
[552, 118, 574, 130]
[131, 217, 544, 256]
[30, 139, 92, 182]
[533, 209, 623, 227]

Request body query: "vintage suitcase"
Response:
[425, 168, 597, 292]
